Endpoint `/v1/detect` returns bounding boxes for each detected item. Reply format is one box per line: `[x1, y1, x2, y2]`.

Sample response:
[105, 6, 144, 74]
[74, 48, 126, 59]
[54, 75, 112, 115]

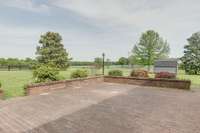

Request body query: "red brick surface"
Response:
[0, 83, 199, 133]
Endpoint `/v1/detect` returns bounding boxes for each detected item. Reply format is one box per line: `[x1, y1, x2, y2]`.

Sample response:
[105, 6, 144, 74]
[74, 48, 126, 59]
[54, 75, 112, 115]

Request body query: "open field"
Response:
[0, 67, 199, 99]
[0, 67, 99, 99]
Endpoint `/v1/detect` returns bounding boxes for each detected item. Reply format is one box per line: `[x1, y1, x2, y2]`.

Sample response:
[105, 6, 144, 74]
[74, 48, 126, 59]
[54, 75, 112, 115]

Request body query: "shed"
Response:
[154, 59, 178, 74]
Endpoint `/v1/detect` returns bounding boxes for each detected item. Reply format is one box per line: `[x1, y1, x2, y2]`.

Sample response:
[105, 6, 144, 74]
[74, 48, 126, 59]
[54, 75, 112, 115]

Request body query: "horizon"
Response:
[0, 0, 200, 61]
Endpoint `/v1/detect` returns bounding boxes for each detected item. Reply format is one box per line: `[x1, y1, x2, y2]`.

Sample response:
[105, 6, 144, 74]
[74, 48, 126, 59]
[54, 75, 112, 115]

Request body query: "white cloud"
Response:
[49, 0, 172, 26]
[49, 0, 200, 58]
[0, 0, 200, 60]
[1, 0, 49, 12]
[0, 24, 47, 58]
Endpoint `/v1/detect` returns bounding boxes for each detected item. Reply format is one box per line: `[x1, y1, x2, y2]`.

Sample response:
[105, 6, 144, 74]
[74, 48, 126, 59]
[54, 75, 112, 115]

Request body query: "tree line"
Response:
[0, 30, 199, 75]
[0, 58, 36, 70]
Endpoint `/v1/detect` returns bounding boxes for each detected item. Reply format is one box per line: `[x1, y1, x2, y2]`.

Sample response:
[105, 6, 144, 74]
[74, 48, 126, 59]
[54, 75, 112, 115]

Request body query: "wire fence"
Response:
[0, 64, 153, 70]
[0, 65, 31, 71]
[68, 65, 154, 76]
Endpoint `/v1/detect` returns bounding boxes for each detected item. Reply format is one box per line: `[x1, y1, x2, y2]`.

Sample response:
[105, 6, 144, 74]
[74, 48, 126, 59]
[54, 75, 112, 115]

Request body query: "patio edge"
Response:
[104, 76, 191, 90]
[25, 76, 104, 95]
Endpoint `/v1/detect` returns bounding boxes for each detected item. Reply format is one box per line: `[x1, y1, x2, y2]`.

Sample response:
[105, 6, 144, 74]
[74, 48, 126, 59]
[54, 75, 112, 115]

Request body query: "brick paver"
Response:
[0, 83, 200, 133]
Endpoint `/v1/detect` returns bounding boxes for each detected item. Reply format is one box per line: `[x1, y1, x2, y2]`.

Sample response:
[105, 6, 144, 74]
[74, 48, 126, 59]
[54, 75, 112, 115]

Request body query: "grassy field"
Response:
[0, 67, 199, 99]
[177, 70, 200, 86]
[0, 67, 98, 99]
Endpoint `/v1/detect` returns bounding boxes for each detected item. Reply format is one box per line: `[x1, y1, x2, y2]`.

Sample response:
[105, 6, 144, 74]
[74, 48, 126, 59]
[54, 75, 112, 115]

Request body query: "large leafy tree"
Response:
[36, 32, 70, 69]
[117, 57, 129, 66]
[181, 32, 200, 75]
[131, 30, 170, 70]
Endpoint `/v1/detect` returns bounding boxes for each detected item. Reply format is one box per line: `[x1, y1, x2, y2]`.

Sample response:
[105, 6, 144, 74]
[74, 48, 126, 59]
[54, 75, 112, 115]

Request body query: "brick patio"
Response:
[0, 83, 200, 133]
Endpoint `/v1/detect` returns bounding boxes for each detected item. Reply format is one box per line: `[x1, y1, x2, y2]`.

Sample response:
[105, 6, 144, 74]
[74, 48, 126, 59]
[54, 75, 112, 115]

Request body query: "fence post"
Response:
[8, 65, 10, 71]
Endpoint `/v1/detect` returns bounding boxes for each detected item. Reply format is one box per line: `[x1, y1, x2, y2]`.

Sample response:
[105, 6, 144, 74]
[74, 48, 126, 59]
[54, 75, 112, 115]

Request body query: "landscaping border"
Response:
[25, 76, 104, 95]
[104, 76, 191, 90]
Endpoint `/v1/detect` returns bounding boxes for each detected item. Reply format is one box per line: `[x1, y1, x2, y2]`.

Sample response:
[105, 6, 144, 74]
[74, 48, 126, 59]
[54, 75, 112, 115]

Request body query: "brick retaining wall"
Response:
[26, 76, 104, 95]
[104, 76, 191, 90]
[26, 76, 191, 96]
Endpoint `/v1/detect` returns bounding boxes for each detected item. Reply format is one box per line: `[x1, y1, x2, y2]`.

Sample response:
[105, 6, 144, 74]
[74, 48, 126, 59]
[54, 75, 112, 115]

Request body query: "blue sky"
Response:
[0, 0, 200, 61]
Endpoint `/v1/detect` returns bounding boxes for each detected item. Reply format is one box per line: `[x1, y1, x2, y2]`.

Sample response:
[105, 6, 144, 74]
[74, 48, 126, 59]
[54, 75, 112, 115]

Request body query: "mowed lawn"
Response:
[0, 68, 199, 99]
[177, 70, 200, 87]
[0, 67, 99, 99]
[0, 71, 33, 99]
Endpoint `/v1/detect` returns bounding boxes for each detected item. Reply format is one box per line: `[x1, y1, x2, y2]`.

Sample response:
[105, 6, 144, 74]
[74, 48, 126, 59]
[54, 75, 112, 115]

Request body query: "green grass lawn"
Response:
[177, 70, 200, 87]
[0, 67, 99, 99]
[0, 67, 199, 99]
[0, 71, 33, 99]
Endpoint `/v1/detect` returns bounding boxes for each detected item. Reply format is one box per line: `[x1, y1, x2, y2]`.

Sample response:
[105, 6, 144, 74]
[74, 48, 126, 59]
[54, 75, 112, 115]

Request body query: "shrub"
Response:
[108, 70, 123, 76]
[0, 82, 1, 88]
[33, 65, 60, 83]
[155, 72, 176, 79]
[130, 70, 149, 78]
[71, 69, 88, 79]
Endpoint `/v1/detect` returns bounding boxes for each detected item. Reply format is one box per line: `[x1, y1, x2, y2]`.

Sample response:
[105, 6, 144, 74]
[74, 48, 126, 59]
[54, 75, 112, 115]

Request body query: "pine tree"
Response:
[181, 32, 200, 75]
[36, 32, 70, 69]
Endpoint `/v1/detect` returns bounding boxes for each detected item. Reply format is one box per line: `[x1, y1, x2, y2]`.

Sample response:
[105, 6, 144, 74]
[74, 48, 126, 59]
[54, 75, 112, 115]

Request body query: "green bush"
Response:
[33, 65, 60, 83]
[71, 70, 88, 79]
[108, 70, 123, 76]
[0, 82, 1, 88]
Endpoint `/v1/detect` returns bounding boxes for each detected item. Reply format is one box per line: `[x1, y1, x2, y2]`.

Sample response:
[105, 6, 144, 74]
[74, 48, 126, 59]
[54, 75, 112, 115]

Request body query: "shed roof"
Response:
[154, 59, 178, 67]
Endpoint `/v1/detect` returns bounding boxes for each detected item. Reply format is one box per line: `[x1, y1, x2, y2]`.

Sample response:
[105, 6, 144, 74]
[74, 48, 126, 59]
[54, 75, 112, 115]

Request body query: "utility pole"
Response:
[102, 53, 105, 75]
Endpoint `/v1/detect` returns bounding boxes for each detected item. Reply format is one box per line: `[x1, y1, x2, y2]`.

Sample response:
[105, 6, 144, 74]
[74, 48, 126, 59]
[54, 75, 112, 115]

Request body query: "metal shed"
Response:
[154, 59, 178, 74]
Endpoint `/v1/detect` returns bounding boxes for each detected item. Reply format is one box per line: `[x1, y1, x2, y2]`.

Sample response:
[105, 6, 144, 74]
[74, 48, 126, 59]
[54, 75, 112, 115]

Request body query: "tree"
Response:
[36, 32, 70, 69]
[94, 57, 103, 69]
[6, 58, 19, 71]
[106, 58, 111, 68]
[24, 58, 37, 69]
[181, 32, 200, 75]
[128, 55, 139, 68]
[131, 30, 170, 71]
[117, 57, 128, 67]
[0, 58, 7, 66]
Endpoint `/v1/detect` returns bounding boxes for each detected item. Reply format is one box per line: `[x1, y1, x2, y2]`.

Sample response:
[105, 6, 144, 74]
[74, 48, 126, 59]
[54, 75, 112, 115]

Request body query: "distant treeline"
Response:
[69, 61, 94, 66]
[0, 58, 37, 70]
[0, 57, 124, 71]
[70, 61, 118, 66]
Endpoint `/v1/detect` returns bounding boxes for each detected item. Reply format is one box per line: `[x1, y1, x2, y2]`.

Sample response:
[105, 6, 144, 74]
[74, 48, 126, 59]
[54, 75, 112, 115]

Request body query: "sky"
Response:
[0, 0, 200, 61]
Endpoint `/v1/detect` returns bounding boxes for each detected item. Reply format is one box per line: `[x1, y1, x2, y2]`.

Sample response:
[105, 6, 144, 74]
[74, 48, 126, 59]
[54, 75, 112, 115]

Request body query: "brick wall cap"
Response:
[27, 76, 103, 88]
[104, 76, 191, 83]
